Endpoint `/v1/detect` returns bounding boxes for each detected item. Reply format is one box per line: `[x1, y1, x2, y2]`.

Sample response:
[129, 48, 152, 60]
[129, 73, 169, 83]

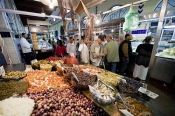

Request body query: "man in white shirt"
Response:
[78, 37, 89, 64]
[66, 37, 77, 56]
[20, 33, 32, 64]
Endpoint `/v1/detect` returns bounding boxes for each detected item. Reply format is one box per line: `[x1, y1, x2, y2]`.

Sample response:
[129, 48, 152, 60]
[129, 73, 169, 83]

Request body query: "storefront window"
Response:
[103, 5, 127, 22]
[154, 0, 175, 11]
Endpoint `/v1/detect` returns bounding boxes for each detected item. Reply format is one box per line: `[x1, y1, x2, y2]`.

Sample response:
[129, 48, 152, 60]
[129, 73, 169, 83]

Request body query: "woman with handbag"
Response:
[133, 36, 153, 82]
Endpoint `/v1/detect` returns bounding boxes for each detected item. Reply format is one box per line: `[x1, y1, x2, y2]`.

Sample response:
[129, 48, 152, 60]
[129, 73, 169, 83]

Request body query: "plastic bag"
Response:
[123, 6, 139, 32]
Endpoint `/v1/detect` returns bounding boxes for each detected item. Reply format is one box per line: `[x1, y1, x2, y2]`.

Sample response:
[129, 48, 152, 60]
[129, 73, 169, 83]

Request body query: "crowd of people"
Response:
[19, 33, 153, 82]
[53, 34, 153, 82]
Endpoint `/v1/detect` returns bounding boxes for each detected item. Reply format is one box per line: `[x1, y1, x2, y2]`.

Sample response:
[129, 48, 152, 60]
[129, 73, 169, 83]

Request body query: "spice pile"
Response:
[23, 70, 70, 92]
[0, 81, 28, 100]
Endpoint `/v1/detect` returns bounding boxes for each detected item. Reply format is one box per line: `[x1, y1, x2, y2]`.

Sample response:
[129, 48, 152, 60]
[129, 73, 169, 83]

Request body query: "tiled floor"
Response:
[126, 73, 175, 116]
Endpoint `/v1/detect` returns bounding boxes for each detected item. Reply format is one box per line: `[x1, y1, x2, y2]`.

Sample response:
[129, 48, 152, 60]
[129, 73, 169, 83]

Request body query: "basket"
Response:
[89, 80, 116, 105]
[40, 64, 52, 71]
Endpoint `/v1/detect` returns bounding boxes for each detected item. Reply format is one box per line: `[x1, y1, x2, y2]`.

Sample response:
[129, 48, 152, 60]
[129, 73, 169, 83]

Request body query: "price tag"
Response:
[138, 87, 159, 99]
[138, 87, 147, 93]
[0, 66, 5, 76]
[119, 109, 133, 116]
[147, 91, 159, 99]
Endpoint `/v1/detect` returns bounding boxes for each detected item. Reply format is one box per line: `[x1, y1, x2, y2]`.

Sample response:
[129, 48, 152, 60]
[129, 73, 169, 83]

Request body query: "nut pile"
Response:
[99, 71, 121, 87]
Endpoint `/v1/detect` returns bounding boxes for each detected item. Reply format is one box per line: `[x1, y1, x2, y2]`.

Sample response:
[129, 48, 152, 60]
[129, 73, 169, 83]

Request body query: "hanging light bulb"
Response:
[111, 29, 114, 32]
[49, 0, 53, 9]
[95, 19, 100, 24]
[49, 3, 53, 9]
[53, 18, 55, 21]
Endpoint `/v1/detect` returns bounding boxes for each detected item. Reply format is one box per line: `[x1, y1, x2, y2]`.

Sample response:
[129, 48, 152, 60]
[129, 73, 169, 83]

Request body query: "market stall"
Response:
[126, 13, 175, 85]
[28, 19, 54, 60]
[0, 56, 161, 116]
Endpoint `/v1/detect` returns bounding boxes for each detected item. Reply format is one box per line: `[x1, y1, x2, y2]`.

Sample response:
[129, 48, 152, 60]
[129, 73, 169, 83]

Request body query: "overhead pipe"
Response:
[0, 8, 72, 21]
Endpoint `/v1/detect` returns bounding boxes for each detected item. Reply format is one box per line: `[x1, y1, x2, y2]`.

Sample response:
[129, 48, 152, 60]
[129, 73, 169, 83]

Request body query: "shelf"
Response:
[162, 35, 173, 37]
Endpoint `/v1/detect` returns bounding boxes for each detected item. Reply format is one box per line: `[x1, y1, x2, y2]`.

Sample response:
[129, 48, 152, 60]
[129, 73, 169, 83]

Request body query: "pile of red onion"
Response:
[27, 87, 107, 116]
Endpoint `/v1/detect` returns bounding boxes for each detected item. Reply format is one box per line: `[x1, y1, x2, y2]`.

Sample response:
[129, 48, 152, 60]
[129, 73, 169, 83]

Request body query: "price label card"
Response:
[119, 109, 133, 116]
[138, 87, 147, 93]
[147, 91, 159, 99]
[138, 87, 159, 99]
[0, 66, 5, 76]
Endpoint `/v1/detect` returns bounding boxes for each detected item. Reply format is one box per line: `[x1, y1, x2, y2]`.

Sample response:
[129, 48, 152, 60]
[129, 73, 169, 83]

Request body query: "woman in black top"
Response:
[133, 36, 153, 82]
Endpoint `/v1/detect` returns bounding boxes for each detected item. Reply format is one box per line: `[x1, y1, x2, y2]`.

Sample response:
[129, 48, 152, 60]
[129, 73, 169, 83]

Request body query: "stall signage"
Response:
[131, 29, 147, 34]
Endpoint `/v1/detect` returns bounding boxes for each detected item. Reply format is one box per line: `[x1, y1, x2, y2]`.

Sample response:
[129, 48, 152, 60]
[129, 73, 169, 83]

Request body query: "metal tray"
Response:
[0, 74, 27, 82]
[116, 94, 162, 116]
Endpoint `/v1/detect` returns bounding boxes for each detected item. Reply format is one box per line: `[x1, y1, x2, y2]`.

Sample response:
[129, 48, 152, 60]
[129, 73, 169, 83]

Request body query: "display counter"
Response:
[0, 62, 162, 116]
[34, 49, 53, 60]
[127, 53, 175, 85]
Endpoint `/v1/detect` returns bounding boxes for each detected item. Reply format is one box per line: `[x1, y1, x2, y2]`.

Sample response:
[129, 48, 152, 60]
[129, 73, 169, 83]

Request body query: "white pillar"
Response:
[146, 0, 168, 82]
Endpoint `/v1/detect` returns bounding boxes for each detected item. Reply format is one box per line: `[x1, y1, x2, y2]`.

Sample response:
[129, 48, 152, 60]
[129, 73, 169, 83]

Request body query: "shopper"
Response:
[119, 33, 132, 75]
[51, 38, 56, 52]
[104, 34, 119, 73]
[20, 33, 32, 65]
[66, 37, 77, 56]
[90, 35, 105, 67]
[48, 39, 51, 44]
[133, 36, 153, 82]
[56, 40, 66, 57]
[78, 37, 89, 64]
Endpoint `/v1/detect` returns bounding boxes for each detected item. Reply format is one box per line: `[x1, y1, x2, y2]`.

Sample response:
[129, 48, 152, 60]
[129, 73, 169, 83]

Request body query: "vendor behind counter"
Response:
[0, 47, 7, 66]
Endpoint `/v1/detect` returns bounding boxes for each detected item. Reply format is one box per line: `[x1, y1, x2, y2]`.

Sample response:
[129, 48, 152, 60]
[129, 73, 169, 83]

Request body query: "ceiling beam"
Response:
[15, 3, 57, 12]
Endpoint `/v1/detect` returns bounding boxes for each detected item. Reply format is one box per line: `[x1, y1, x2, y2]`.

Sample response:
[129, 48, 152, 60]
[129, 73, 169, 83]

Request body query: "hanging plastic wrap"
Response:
[123, 6, 139, 32]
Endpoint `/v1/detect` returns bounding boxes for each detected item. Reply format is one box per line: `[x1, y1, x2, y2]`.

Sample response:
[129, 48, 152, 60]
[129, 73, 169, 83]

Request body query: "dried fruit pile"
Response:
[27, 88, 107, 116]
[23, 70, 70, 92]
[118, 77, 144, 94]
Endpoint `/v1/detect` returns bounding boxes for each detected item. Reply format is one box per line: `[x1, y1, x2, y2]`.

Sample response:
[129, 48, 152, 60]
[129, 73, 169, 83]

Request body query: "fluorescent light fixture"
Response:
[41, 12, 45, 15]
[95, 19, 100, 24]
[164, 25, 175, 28]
